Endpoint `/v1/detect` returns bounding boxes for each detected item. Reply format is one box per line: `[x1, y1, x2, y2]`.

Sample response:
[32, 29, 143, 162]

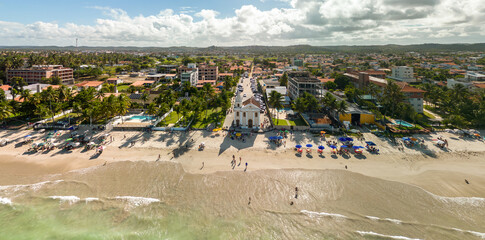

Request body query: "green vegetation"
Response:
[191, 107, 225, 129]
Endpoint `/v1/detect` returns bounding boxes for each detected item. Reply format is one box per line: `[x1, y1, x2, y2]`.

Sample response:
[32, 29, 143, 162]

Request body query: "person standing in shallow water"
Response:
[295, 187, 298, 199]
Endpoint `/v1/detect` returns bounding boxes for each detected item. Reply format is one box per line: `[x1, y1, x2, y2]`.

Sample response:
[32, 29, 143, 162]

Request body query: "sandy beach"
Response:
[1, 128, 485, 198]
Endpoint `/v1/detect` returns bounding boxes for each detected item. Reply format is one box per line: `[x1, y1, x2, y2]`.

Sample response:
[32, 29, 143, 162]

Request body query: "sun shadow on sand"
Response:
[218, 134, 257, 155]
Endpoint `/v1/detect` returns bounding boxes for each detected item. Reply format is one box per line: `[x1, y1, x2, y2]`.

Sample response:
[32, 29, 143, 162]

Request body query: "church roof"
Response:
[242, 97, 261, 108]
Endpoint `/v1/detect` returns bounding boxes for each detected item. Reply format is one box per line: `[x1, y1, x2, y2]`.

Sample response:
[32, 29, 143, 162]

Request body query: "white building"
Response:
[233, 93, 261, 129]
[181, 70, 198, 87]
[465, 71, 485, 81]
[390, 66, 416, 83]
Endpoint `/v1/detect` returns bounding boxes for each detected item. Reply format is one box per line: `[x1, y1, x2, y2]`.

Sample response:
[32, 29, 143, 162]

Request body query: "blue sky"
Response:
[0, 0, 484, 47]
[0, 0, 290, 25]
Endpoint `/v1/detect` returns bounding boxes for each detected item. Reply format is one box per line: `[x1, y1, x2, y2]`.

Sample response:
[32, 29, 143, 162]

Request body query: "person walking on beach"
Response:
[200, 162, 204, 170]
[248, 197, 251, 205]
[157, 154, 161, 161]
[295, 187, 299, 199]
[238, 157, 241, 166]
[244, 162, 248, 172]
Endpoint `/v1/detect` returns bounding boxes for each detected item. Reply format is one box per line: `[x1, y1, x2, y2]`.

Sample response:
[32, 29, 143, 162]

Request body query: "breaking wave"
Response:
[356, 231, 422, 240]
[301, 210, 347, 219]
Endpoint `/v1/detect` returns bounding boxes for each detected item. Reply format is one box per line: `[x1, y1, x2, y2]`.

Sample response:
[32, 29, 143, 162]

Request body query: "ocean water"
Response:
[1, 161, 485, 240]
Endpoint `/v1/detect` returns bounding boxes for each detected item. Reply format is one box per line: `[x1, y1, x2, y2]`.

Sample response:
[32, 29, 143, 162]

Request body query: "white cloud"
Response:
[0, 1, 484, 46]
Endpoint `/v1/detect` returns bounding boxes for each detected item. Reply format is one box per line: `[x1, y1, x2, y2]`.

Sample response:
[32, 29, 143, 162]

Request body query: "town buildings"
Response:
[287, 72, 323, 100]
[198, 65, 218, 81]
[344, 70, 425, 113]
[6, 65, 74, 84]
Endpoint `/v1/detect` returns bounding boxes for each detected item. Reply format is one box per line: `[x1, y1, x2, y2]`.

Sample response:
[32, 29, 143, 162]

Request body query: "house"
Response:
[107, 77, 123, 85]
[287, 72, 323, 100]
[0, 85, 11, 92]
[233, 93, 261, 129]
[145, 74, 165, 82]
[75, 81, 104, 91]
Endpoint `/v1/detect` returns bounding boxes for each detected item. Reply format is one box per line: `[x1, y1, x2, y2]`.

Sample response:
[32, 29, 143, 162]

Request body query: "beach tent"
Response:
[365, 141, 376, 146]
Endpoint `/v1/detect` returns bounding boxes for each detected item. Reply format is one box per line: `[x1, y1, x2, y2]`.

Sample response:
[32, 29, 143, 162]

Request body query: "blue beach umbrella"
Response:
[402, 137, 411, 141]
[318, 145, 325, 150]
[345, 137, 354, 142]
[306, 144, 313, 148]
[341, 145, 348, 148]
[353, 146, 364, 149]
[338, 137, 347, 142]
[296, 145, 302, 148]
[365, 141, 376, 146]
[276, 136, 283, 140]
[329, 145, 337, 149]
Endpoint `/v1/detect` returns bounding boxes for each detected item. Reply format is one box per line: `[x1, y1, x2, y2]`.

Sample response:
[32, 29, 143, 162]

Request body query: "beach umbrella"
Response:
[410, 137, 418, 141]
[365, 141, 376, 146]
[320, 131, 326, 134]
[341, 145, 348, 148]
[306, 144, 313, 148]
[402, 137, 411, 141]
[276, 136, 283, 140]
[329, 145, 337, 149]
[285, 130, 289, 133]
[268, 136, 275, 140]
[65, 138, 72, 142]
[24, 135, 32, 138]
[338, 137, 347, 142]
[437, 140, 445, 145]
[236, 133, 241, 137]
[295, 144, 302, 148]
[345, 137, 354, 141]
[352, 146, 363, 149]
[318, 145, 325, 150]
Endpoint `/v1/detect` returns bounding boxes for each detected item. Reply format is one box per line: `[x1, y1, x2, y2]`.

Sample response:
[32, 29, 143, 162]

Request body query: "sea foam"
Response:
[114, 196, 160, 207]
[0, 197, 12, 205]
[365, 216, 402, 224]
[452, 228, 485, 239]
[300, 210, 347, 219]
[356, 231, 422, 240]
[0, 180, 64, 193]
[49, 196, 80, 204]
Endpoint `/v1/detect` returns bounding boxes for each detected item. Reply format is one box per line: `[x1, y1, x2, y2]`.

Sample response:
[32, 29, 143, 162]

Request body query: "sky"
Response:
[0, 0, 484, 47]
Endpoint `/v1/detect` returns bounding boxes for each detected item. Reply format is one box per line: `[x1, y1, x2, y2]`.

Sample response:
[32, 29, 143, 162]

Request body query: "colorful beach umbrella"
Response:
[306, 144, 313, 148]
[295, 145, 302, 148]
[318, 145, 325, 150]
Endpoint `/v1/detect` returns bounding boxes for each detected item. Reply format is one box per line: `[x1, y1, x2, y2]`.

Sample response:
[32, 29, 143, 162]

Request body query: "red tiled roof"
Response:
[75, 81, 103, 87]
[243, 97, 261, 108]
[0, 85, 11, 91]
[131, 81, 155, 87]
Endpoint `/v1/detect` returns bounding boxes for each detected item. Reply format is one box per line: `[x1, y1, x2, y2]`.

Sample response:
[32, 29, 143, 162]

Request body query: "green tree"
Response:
[334, 74, 350, 90]
[279, 72, 288, 87]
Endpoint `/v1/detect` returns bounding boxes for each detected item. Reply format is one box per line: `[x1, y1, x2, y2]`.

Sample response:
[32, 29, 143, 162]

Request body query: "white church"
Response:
[233, 93, 261, 129]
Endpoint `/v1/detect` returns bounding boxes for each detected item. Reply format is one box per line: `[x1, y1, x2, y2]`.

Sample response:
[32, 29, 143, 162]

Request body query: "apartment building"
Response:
[198, 65, 218, 81]
[7, 65, 74, 84]
[181, 70, 198, 87]
[287, 72, 323, 100]
[390, 66, 416, 83]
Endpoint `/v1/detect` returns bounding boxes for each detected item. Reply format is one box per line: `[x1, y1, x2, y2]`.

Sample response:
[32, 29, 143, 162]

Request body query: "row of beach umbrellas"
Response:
[296, 144, 364, 150]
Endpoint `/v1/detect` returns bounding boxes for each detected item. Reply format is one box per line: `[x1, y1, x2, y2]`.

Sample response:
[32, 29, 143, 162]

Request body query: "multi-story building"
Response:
[157, 65, 179, 74]
[181, 70, 198, 87]
[287, 72, 323, 100]
[198, 65, 218, 81]
[6, 65, 74, 84]
[390, 66, 416, 83]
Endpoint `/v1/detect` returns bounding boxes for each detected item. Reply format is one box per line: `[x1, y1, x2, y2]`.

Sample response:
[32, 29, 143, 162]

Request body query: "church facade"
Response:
[233, 93, 261, 129]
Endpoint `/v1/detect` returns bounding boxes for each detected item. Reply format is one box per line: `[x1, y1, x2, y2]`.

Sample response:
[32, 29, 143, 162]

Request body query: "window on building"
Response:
[255, 113, 258, 117]
[243, 112, 246, 117]
[236, 112, 239, 117]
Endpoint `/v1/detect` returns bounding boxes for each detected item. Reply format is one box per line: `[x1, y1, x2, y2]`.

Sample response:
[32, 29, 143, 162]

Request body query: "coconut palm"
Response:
[0, 101, 13, 125]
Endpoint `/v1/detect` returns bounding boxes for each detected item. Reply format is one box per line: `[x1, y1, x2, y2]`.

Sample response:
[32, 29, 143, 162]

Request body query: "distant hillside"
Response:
[1, 43, 484, 54]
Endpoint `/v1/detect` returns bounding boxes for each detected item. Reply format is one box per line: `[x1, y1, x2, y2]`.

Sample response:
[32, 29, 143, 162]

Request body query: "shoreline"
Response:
[1, 128, 485, 198]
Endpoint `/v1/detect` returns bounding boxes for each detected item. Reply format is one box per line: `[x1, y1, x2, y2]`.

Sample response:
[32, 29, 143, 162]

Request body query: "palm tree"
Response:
[0, 102, 13, 125]
[141, 91, 149, 109]
[335, 100, 348, 123]
[269, 91, 283, 124]
[116, 94, 131, 122]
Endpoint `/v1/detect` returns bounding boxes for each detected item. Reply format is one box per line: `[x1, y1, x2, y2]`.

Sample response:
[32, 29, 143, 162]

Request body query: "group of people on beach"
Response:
[232, 155, 248, 172]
